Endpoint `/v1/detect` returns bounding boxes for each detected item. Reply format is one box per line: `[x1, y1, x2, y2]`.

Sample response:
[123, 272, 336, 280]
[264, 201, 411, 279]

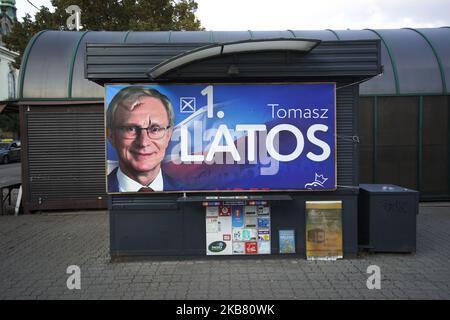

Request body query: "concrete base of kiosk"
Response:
[109, 191, 358, 259]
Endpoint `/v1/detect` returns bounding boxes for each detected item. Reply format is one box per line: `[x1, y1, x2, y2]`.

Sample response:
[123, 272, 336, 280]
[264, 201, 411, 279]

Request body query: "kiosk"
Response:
[88, 35, 382, 258]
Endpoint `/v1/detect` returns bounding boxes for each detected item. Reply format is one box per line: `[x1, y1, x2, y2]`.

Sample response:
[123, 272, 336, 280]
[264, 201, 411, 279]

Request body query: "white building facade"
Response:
[0, 0, 18, 101]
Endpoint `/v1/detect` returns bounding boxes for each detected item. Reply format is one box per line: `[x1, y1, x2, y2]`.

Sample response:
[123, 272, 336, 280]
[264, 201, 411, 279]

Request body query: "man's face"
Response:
[108, 96, 172, 179]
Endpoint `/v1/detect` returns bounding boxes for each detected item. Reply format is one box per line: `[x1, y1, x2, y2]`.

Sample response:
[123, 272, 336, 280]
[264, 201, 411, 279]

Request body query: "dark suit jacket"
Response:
[107, 167, 179, 192]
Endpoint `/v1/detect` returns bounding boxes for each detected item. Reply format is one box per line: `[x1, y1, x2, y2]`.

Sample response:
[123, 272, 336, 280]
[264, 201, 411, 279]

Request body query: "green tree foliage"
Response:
[4, 0, 203, 69]
[0, 113, 20, 138]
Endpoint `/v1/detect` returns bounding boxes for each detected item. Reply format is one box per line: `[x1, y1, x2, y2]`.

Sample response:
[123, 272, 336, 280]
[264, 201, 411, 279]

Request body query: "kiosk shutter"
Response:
[25, 106, 106, 206]
[336, 84, 358, 188]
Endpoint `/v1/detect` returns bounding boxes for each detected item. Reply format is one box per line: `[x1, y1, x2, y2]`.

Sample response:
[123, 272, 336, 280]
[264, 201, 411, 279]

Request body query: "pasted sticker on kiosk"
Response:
[218, 216, 232, 234]
[258, 230, 270, 241]
[242, 229, 258, 241]
[258, 241, 271, 254]
[206, 218, 219, 233]
[245, 242, 258, 254]
[207, 234, 232, 255]
[233, 242, 245, 254]
[206, 206, 219, 217]
[257, 206, 270, 215]
[232, 206, 244, 228]
[233, 229, 243, 241]
[219, 206, 231, 216]
[258, 217, 270, 228]
[245, 216, 257, 228]
[244, 206, 257, 215]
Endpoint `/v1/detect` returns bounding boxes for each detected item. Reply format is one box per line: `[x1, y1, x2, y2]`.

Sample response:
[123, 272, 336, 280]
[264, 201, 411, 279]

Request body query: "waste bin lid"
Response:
[359, 184, 418, 194]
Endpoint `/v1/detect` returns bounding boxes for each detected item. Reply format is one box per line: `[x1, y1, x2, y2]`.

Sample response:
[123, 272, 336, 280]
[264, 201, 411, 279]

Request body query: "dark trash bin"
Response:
[358, 184, 419, 253]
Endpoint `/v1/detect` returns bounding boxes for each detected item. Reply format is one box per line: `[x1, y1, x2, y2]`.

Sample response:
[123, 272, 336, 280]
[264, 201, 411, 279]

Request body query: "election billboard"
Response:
[105, 83, 336, 193]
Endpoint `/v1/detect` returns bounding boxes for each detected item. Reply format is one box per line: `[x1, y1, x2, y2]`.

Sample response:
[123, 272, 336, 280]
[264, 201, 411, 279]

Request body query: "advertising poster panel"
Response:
[105, 83, 335, 193]
[206, 204, 271, 256]
[305, 201, 343, 260]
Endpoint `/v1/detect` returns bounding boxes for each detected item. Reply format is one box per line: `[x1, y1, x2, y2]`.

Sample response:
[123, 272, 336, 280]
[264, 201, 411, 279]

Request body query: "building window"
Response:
[8, 70, 15, 99]
[4, 22, 10, 35]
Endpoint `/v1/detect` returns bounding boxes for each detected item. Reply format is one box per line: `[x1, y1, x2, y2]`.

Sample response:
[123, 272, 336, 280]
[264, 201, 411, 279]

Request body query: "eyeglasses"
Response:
[114, 125, 171, 140]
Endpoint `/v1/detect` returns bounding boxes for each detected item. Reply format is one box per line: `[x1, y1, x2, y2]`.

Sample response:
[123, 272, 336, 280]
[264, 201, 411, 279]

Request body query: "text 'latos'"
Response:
[180, 123, 331, 163]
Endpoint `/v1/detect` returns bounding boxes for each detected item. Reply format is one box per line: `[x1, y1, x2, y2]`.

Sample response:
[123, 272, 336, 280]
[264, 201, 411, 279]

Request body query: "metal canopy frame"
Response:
[147, 38, 321, 80]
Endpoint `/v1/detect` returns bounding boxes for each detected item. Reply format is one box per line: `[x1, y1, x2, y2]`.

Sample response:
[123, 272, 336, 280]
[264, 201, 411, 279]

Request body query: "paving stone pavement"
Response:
[0, 204, 449, 300]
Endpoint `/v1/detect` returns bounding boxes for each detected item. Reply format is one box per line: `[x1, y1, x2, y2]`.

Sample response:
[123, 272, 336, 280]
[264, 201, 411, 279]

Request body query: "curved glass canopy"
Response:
[19, 28, 450, 99]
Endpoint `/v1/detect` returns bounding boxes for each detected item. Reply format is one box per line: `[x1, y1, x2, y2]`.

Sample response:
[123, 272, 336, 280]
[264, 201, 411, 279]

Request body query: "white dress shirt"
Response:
[117, 167, 164, 192]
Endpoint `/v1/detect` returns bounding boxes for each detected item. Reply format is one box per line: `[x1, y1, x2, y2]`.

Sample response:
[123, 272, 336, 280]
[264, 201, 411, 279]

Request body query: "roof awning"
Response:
[147, 38, 321, 80]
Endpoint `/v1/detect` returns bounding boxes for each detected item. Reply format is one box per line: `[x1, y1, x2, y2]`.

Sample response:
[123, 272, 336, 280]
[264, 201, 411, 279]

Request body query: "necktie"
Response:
[138, 187, 154, 192]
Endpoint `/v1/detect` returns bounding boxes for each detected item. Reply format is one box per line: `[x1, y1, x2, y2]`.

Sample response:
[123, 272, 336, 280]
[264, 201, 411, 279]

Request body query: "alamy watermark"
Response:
[366, 265, 381, 290]
[66, 265, 81, 290]
[66, 5, 83, 31]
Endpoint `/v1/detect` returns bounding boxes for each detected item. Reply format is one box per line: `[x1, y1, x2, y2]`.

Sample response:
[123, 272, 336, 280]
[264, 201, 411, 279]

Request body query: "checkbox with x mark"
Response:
[180, 97, 196, 113]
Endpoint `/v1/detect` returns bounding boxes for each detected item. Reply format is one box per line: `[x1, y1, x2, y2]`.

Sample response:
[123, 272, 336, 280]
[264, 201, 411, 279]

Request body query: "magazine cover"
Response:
[279, 230, 296, 254]
[305, 201, 343, 260]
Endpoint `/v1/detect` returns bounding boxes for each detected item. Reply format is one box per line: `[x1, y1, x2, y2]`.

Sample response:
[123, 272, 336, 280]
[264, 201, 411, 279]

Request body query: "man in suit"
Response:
[106, 86, 177, 192]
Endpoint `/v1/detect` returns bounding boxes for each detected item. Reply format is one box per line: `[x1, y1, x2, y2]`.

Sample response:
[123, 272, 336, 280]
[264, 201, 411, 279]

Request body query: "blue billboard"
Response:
[105, 83, 336, 193]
